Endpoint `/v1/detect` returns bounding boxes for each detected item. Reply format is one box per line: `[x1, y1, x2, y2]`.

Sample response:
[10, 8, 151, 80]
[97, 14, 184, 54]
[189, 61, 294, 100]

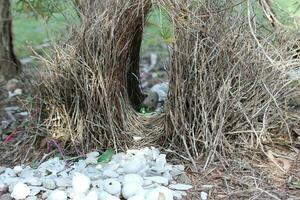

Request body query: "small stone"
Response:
[103, 169, 119, 178]
[14, 88, 22, 96]
[25, 177, 42, 186]
[86, 152, 99, 158]
[123, 156, 146, 174]
[55, 177, 72, 187]
[200, 191, 208, 200]
[98, 191, 120, 200]
[4, 169, 16, 177]
[11, 182, 30, 200]
[29, 186, 41, 196]
[144, 176, 168, 185]
[26, 196, 37, 200]
[85, 157, 98, 165]
[169, 184, 193, 191]
[145, 186, 173, 200]
[72, 172, 91, 194]
[48, 189, 67, 200]
[122, 183, 143, 199]
[84, 190, 98, 200]
[172, 190, 187, 199]
[103, 179, 121, 196]
[42, 178, 56, 190]
[123, 174, 143, 185]
[13, 166, 22, 174]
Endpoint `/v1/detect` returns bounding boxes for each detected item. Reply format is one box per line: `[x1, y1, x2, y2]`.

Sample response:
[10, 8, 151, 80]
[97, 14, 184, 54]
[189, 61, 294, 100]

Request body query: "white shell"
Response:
[72, 172, 91, 194]
[11, 182, 30, 200]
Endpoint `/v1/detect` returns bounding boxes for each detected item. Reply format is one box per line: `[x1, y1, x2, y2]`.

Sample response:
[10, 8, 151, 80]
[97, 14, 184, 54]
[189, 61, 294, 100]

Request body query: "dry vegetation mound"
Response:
[37, 0, 299, 168]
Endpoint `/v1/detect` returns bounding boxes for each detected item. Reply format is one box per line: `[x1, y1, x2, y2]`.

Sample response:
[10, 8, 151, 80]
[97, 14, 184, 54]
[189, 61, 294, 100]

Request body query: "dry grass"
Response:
[34, 0, 300, 172]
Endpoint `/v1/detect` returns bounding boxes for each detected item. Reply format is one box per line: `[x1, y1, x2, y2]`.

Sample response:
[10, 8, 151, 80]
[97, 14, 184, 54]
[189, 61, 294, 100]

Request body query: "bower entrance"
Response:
[127, 7, 171, 113]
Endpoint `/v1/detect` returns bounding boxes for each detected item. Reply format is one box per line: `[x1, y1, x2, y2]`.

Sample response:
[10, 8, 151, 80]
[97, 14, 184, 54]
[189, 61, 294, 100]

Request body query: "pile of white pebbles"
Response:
[0, 147, 193, 200]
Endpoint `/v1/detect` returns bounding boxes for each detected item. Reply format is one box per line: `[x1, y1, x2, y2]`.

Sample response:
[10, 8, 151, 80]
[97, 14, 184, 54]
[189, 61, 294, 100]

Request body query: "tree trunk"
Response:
[0, 0, 20, 81]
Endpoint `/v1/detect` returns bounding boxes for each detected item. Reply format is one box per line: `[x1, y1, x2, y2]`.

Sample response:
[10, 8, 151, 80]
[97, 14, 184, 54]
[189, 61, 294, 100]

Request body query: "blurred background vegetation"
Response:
[11, 0, 300, 59]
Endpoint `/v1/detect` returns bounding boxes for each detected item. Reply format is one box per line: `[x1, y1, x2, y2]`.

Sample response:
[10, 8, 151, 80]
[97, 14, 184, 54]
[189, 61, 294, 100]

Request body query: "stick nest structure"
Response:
[36, 0, 300, 167]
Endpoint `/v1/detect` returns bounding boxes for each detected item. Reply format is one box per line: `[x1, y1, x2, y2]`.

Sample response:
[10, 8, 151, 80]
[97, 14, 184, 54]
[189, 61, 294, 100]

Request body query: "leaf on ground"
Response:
[97, 148, 114, 164]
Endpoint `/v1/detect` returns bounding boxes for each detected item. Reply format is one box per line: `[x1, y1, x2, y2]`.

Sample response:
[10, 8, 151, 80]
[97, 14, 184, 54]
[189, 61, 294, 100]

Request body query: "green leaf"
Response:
[97, 148, 114, 164]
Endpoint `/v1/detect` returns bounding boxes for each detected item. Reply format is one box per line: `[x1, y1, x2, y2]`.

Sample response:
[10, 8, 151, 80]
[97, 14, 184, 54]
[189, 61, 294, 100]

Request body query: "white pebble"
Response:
[200, 191, 208, 200]
[144, 176, 169, 186]
[13, 166, 23, 174]
[169, 183, 193, 191]
[98, 191, 120, 200]
[123, 156, 146, 174]
[122, 182, 143, 199]
[48, 189, 68, 200]
[145, 186, 173, 200]
[72, 172, 91, 194]
[84, 190, 98, 200]
[11, 182, 30, 200]
[103, 179, 121, 196]
[123, 174, 143, 185]
[26, 196, 37, 200]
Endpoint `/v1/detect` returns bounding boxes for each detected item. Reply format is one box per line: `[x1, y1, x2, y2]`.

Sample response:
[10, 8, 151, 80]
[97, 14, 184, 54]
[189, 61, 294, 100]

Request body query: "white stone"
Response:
[169, 184, 192, 191]
[38, 157, 65, 175]
[144, 176, 169, 185]
[123, 156, 146, 174]
[85, 157, 98, 165]
[73, 160, 87, 172]
[11, 182, 30, 200]
[127, 190, 146, 200]
[98, 191, 120, 200]
[103, 179, 121, 196]
[4, 169, 16, 177]
[103, 169, 119, 178]
[87, 152, 99, 158]
[145, 186, 173, 200]
[72, 172, 91, 194]
[14, 88, 22, 96]
[19, 168, 34, 178]
[172, 190, 187, 199]
[29, 186, 41, 196]
[13, 166, 23, 174]
[42, 178, 56, 190]
[170, 165, 185, 176]
[55, 177, 72, 187]
[153, 154, 167, 171]
[200, 191, 208, 200]
[26, 196, 37, 200]
[84, 190, 98, 200]
[25, 177, 42, 186]
[122, 182, 143, 199]
[123, 174, 144, 185]
[48, 189, 67, 200]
